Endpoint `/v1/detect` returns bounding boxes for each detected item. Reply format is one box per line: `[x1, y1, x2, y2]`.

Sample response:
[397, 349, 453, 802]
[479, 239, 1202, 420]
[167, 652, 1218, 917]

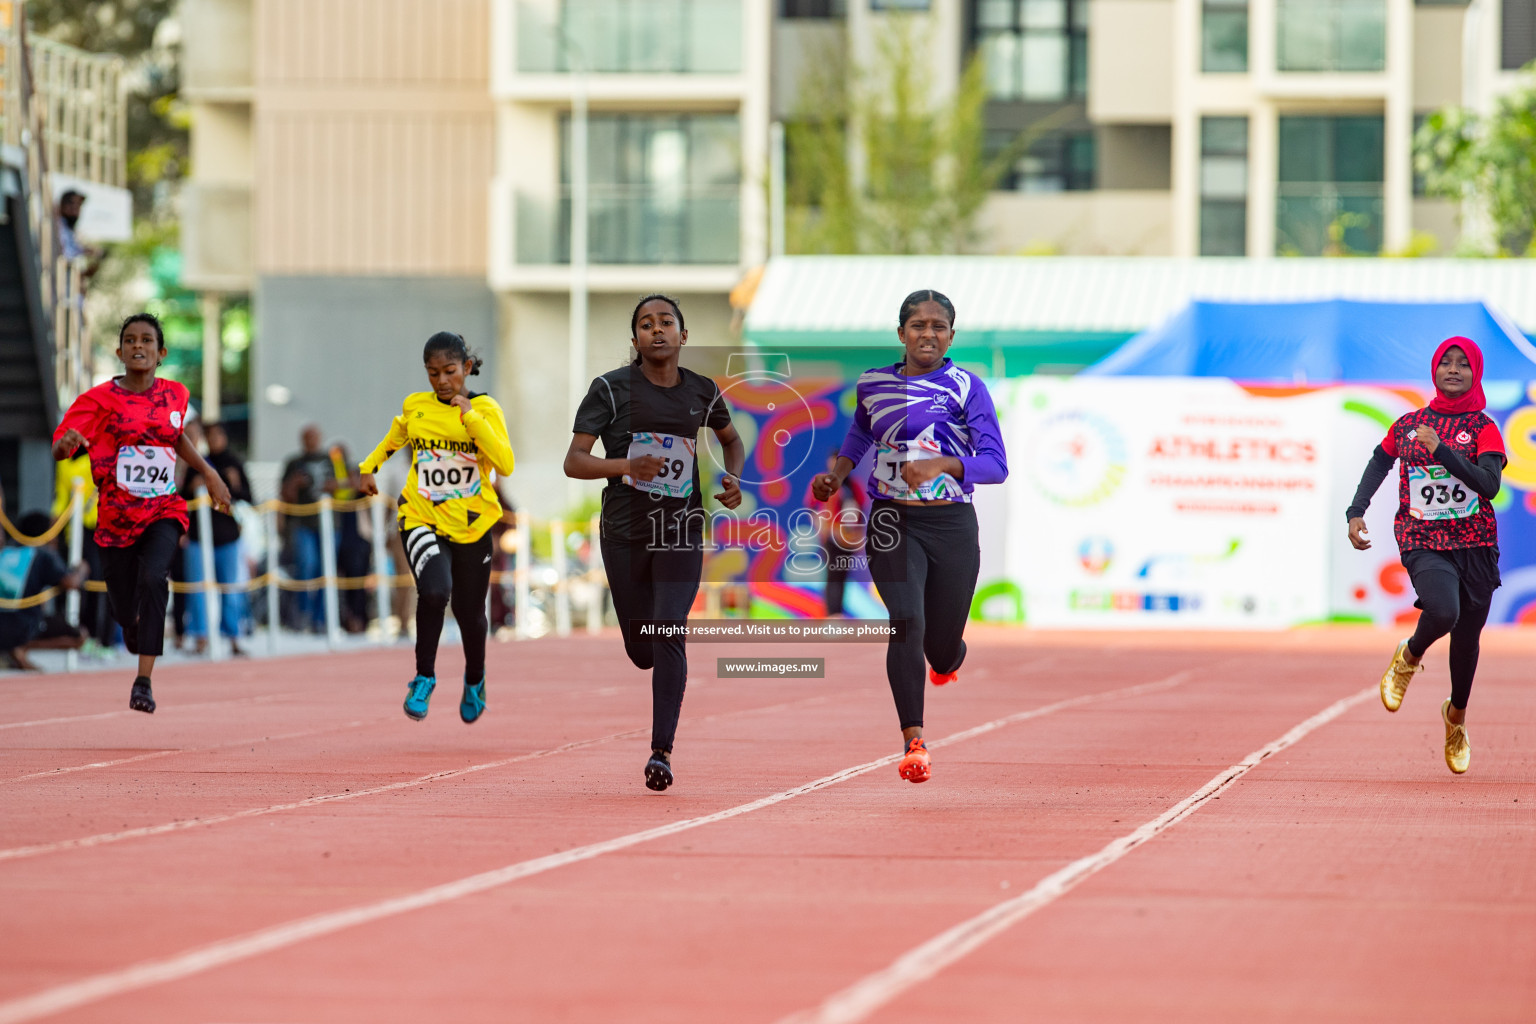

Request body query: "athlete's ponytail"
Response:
[424, 331, 481, 376]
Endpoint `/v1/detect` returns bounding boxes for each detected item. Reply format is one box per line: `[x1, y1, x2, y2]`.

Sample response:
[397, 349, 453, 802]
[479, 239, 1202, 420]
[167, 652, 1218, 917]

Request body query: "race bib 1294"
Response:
[115, 445, 177, 499]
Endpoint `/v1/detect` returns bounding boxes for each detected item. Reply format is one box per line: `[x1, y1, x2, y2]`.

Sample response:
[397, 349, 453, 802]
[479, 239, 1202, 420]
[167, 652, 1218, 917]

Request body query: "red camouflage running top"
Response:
[53, 378, 190, 547]
[1382, 407, 1504, 552]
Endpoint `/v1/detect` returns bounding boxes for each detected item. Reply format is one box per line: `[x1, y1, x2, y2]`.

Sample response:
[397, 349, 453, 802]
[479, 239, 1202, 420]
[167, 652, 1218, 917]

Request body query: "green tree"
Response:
[1415, 68, 1536, 255]
[27, 0, 187, 217]
[786, 17, 1069, 256]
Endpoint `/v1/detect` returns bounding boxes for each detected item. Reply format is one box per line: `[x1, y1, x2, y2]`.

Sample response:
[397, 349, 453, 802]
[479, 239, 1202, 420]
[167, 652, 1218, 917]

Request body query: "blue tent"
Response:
[1085, 300, 1536, 382]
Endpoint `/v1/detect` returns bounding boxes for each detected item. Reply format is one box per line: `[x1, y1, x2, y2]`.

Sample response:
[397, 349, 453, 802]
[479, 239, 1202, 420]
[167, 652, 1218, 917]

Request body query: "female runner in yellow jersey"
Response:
[357, 332, 515, 722]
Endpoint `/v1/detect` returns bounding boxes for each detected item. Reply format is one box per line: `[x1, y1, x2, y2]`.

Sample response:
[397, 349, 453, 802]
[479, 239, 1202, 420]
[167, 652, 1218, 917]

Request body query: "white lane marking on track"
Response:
[775, 684, 1377, 1024]
[0, 693, 301, 732]
[0, 673, 1189, 1024]
[0, 694, 841, 864]
[0, 721, 378, 785]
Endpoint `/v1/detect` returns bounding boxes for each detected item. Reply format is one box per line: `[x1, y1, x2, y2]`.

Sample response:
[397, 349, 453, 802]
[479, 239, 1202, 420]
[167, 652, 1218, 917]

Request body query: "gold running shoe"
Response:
[1442, 699, 1470, 774]
[1379, 639, 1422, 712]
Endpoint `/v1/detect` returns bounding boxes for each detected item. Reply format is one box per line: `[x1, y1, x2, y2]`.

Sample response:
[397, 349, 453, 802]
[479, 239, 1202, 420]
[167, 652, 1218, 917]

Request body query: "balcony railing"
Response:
[515, 0, 742, 74]
[1275, 183, 1383, 255]
[516, 186, 740, 264]
[1276, 0, 1385, 72]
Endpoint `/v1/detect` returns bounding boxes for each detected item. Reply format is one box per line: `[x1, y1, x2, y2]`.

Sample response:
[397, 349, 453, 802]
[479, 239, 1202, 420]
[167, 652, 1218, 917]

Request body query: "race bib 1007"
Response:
[415, 448, 481, 502]
[1407, 464, 1480, 521]
[115, 446, 177, 499]
[874, 439, 955, 501]
[624, 432, 694, 498]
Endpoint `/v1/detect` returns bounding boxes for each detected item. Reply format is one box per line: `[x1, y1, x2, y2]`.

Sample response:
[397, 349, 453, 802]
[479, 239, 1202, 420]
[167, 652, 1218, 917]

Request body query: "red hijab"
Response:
[1428, 336, 1485, 415]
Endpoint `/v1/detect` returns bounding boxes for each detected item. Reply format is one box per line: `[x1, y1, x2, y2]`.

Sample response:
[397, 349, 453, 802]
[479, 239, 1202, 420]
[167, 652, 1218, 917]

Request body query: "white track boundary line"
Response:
[0, 693, 842, 864]
[0, 673, 1191, 1024]
[0, 720, 380, 785]
[776, 684, 1376, 1024]
[0, 692, 301, 732]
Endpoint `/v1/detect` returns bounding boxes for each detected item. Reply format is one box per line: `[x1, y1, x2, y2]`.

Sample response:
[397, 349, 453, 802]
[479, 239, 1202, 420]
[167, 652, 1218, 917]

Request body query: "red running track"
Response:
[0, 627, 1532, 1023]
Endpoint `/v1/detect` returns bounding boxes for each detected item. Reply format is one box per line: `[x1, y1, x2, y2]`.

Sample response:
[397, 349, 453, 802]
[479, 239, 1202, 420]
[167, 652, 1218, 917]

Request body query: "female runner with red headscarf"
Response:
[1346, 336, 1506, 774]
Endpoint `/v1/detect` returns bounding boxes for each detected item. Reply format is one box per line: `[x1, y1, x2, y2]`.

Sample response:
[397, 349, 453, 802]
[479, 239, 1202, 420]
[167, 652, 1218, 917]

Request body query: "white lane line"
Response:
[0, 673, 1191, 1024]
[0, 693, 841, 864]
[776, 684, 1376, 1024]
[0, 693, 302, 732]
[0, 720, 380, 785]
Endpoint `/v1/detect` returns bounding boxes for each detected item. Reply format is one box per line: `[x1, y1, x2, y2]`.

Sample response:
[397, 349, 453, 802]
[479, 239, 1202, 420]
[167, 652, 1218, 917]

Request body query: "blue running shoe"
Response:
[460, 676, 486, 723]
[403, 675, 436, 721]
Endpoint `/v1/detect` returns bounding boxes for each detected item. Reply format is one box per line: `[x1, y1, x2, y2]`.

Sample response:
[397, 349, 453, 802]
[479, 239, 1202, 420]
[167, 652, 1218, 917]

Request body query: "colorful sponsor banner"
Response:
[722, 368, 1536, 628]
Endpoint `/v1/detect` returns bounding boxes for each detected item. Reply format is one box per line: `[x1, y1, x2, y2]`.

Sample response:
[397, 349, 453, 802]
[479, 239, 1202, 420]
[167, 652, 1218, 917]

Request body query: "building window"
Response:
[1276, 115, 1384, 255]
[782, 0, 846, 14]
[1200, 117, 1248, 256]
[535, 113, 740, 264]
[975, 0, 1088, 102]
[1503, 0, 1536, 69]
[1202, 0, 1248, 72]
[989, 130, 1095, 191]
[1276, 0, 1385, 72]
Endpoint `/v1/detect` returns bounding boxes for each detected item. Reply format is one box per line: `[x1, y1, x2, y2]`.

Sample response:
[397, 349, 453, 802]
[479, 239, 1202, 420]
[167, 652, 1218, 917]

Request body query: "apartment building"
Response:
[181, 0, 1536, 510]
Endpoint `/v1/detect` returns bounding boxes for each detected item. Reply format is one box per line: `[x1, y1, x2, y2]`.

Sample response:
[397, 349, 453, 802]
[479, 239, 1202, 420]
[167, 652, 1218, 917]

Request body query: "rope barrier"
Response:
[0, 506, 70, 546]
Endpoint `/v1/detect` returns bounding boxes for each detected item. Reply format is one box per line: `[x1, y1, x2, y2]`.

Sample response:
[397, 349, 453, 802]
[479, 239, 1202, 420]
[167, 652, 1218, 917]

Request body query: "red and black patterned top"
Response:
[1382, 408, 1505, 552]
[53, 378, 190, 548]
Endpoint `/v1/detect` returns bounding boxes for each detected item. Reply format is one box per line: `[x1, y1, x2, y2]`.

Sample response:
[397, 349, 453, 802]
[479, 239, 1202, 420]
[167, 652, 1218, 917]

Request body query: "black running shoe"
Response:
[644, 751, 673, 792]
[129, 677, 155, 714]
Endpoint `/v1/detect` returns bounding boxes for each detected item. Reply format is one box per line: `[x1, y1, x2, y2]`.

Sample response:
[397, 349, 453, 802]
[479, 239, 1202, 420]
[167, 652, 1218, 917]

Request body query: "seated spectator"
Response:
[0, 513, 88, 671]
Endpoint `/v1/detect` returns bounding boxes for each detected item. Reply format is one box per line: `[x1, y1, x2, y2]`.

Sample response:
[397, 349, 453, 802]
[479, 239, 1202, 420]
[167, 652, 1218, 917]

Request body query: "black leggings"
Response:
[1405, 550, 1494, 711]
[601, 536, 703, 754]
[99, 518, 183, 659]
[402, 525, 493, 681]
[865, 501, 980, 731]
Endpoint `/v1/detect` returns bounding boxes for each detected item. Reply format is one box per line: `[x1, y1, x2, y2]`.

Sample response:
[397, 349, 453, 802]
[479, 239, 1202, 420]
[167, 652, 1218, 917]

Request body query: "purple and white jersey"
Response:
[838, 359, 1009, 503]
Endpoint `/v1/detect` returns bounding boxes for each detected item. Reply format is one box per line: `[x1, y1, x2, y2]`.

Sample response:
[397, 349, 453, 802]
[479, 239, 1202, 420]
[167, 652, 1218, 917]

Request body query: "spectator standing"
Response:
[280, 425, 337, 631]
[179, 422, 252, 655]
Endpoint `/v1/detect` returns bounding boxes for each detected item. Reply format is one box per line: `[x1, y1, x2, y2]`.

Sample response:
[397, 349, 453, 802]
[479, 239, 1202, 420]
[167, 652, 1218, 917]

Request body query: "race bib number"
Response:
[1408, 465, 1479, 520]
[624, 432, 694, 498]
[875, 440, 953, 501]
[415, 448, 481, 502]
[115, 446, 176, 498]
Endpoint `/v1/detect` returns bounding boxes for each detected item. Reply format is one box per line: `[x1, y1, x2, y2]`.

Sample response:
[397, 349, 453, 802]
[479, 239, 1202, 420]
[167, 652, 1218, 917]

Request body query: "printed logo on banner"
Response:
[1077, 536, 1114, 575]
[1028, 410, 1128, 507]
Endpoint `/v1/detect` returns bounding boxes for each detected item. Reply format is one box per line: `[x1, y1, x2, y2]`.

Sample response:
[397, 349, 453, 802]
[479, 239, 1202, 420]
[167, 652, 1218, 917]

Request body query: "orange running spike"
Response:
[929, 667, 959, 686]
[898, 737, 931, 783]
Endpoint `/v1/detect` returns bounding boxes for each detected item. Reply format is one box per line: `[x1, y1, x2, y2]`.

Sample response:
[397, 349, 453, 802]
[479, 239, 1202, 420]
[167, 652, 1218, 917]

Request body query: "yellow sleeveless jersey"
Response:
[358, 392, 515, 544]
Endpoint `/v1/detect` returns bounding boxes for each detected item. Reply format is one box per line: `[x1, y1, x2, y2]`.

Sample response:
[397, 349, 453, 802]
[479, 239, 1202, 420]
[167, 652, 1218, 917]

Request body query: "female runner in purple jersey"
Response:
[812, 290, 1009, 783]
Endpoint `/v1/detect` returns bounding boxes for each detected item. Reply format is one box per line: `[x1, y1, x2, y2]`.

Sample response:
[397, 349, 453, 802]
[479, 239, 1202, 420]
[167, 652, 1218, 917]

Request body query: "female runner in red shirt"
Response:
[52, 314, 233, 713]
[1346, 337, 1505, 774]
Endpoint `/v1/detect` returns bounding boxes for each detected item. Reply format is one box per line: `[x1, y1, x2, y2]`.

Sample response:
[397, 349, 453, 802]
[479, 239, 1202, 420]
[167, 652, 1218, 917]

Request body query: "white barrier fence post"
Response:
[586, 512, 603, 635]
[551, 519, 571, 637]
[319, 496, 341, 649]
[265, 504, 280, 656]
[514, 511, 531, 640]
[195, 493, 224, 661]
[369, 495, 391, 639]
[64, 480, 83, 672]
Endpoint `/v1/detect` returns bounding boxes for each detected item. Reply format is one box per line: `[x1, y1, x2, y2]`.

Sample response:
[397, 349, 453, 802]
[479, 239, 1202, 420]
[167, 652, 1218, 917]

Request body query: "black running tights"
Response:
[1406, 564, 1491, 711]
[600, 537, 703, 754]
[402, 525, 492, 681]
[865, 501, 980, 731]
[99, 518, 182, 659]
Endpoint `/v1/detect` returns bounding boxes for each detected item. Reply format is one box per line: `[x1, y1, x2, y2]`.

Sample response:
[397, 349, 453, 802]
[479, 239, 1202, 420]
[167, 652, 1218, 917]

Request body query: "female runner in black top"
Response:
[564, 295, 745, 791]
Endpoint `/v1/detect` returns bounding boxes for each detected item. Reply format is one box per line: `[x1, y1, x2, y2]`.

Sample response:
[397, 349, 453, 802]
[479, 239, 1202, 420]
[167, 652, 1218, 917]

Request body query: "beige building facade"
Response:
[182, 0, 1536, 510]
